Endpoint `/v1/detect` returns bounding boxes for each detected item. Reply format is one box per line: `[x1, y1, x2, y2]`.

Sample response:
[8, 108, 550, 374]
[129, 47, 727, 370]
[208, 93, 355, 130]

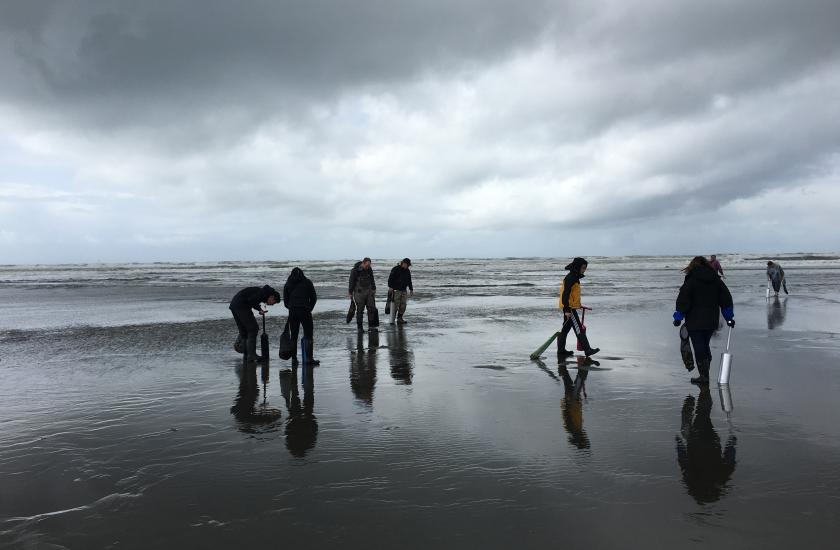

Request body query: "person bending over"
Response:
[230, 285, 280, 363]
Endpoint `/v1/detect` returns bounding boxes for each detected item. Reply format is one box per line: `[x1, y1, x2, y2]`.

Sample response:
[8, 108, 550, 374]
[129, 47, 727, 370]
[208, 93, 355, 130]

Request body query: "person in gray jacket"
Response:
[766, 261, 788, 296]
[349, 257, 378, 332]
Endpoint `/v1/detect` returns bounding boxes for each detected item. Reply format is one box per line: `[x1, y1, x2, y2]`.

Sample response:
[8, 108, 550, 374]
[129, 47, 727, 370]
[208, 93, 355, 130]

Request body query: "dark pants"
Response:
[558, 309, 593, 352]
[688, 329, 714, 363]
[288, 307, 314, 355]
[231, 305, 258, 339]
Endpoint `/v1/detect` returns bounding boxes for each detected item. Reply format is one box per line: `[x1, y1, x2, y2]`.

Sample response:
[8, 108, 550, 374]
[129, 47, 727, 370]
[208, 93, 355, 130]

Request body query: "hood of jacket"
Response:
[686, 264, 719, 284]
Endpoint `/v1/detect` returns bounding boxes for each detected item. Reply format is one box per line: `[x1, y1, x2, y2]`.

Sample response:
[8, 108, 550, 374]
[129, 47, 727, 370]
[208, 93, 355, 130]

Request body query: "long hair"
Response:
[682, 256, 711, 274]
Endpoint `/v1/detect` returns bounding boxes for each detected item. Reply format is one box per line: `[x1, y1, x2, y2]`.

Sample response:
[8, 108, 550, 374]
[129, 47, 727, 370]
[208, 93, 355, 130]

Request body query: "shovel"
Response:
[717, 325, 734, 385]
[261, 313, 270, 361]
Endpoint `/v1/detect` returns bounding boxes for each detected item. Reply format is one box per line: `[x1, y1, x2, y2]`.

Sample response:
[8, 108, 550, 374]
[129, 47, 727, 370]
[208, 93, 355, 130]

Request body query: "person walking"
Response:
[349, 257, 378, 332]
[709, 255, 725, 278]
[283, 267, 319, 366]
[673, 256, 735, 385]
[230, 284, 280, 363]
[766, 261, 788, 296]
[557, 257, 600, 357]
[387, 258, 414, 324]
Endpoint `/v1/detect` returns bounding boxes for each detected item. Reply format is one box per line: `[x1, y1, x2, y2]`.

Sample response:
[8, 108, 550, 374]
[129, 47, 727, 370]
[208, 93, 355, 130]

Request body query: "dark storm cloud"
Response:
[1, 0, 838, 261]
[0, 0, 559, 136]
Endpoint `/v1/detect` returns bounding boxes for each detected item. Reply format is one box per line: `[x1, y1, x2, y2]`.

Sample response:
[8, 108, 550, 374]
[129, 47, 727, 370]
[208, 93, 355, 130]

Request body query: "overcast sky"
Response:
[1, 0, 839, 263]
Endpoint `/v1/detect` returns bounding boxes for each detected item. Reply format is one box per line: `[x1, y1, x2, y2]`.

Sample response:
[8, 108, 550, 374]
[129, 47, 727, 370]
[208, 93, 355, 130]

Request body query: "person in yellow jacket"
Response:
[558, 257, 600, 357]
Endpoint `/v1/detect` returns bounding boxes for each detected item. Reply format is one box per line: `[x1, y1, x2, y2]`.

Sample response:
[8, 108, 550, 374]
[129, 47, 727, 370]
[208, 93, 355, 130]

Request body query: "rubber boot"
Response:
[690, 359, 710, 385]
[291, 353, 299, 366]
[302, 338, 320, 366]
[585, 347, 600, 357]
[245, 335, 262, 364]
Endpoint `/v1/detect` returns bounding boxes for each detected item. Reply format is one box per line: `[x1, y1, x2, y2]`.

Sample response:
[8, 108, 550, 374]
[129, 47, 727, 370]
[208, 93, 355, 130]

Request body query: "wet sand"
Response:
[1, 263, 839, 548]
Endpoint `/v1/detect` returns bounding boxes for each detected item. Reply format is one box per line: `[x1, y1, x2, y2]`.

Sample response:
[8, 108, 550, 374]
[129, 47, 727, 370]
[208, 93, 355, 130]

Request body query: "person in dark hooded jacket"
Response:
[673, 256, 735, 385]
[230, 285, 280, 363]
[557, 257, 600, 357]
[283, 267, 319, 366]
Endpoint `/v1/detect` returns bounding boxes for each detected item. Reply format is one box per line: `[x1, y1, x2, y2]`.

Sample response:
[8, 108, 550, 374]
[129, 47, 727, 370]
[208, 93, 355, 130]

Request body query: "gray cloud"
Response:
[0, 0, 838, 262]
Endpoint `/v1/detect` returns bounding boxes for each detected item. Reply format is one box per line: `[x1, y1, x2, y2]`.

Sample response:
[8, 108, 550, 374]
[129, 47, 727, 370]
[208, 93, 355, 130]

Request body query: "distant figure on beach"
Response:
[709, 255, 725, 278]
[673, 256, 734, 385]
[766, 261, 788, 296]
[230, 285, 280, 363]
[558, 257, 600, 357]
[676, 388, 737, 504]
[283, 267, 319, 366]
[387, 258, 414, 325]
[349, 257, 378, 332]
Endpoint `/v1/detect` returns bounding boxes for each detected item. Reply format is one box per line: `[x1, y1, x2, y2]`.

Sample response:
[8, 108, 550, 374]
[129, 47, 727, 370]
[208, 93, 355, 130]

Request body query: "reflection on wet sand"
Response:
[349, 331, 379, 408]
[386, 325, 414, 384]
[676, 388, 737, 504]
[230, 363, 282, 434]
[279, 365, 318, 457]
[559, 358, 592, 450]
[767, 296, 788, 330]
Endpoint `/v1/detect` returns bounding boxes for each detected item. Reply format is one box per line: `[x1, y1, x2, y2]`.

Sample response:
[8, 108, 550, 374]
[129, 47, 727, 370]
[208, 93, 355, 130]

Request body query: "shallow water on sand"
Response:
[1, 256, 839, 548]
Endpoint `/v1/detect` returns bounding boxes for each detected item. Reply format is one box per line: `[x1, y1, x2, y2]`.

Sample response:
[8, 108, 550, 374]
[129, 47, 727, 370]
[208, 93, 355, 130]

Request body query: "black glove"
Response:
[673, 319, 681, 327]
[726, 319, 735, 327]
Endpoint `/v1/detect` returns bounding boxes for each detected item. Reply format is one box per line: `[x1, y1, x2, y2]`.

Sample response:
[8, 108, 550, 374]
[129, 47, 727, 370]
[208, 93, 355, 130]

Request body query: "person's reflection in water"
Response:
[386, 324, 414, 384]
[676, 387, 737, 504]
[558, 357, 593, 450]
[279, 365, 318, 457]
[767, 296, 788, 330]
[230, 364, 282, 434]
[349, 331, 378, 408]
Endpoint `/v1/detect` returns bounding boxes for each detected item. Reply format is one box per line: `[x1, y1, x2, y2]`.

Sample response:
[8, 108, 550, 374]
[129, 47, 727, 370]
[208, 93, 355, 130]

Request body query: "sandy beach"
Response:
[1, 256, 838, 548]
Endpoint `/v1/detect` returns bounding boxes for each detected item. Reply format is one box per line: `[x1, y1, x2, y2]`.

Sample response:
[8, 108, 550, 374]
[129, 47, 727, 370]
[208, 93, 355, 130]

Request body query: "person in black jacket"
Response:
[387, 258, 414, 324]
[349, 257, 377, 332]
[283, 267, 319, 366]
[673, 256, 735, 385]
[230, 285, 280, 363]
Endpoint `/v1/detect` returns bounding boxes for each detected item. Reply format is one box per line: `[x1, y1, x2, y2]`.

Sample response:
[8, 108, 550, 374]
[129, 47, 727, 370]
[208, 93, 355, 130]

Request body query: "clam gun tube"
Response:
[718, 325, 734, 385]
[766, 280, 770, 300]
[719, 384, 734, 414]
[261, 314, 270, 361]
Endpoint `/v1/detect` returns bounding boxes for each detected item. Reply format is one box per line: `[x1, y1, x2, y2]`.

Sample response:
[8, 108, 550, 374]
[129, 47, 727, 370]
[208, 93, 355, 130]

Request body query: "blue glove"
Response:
[726, 319, 735, 327]
[722, 307, 734, 321]
[673, 311, 684, 326]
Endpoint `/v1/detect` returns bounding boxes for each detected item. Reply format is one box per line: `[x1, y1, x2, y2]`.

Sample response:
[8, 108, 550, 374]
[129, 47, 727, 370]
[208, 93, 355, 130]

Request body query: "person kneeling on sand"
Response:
[558, 257, 600, 357]
[230, 285, 280, 363]
[673, 256, 735, 385]
[388, 258, 414, 324]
